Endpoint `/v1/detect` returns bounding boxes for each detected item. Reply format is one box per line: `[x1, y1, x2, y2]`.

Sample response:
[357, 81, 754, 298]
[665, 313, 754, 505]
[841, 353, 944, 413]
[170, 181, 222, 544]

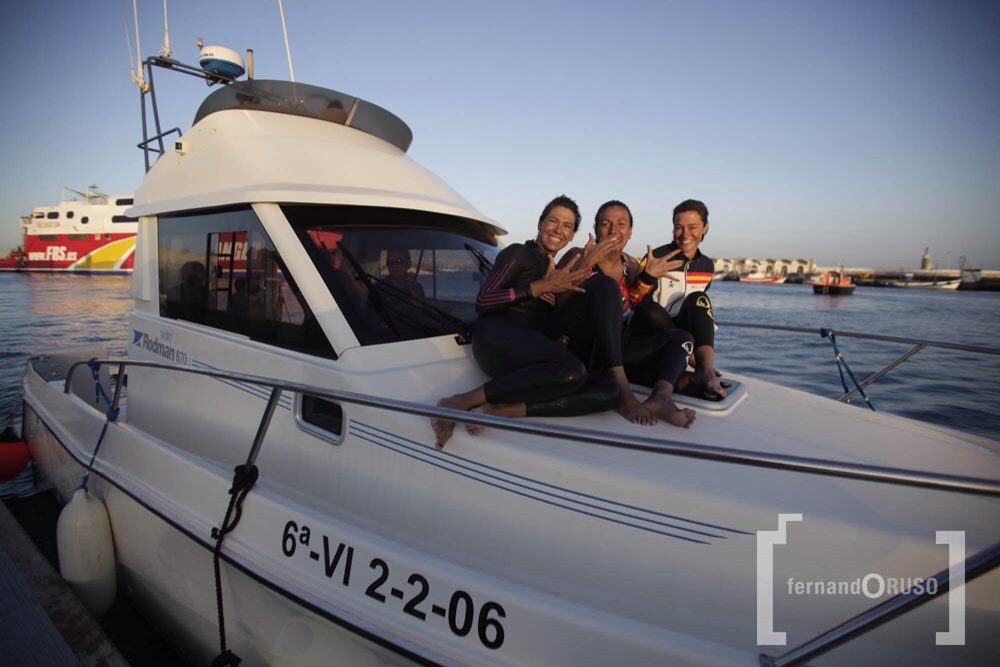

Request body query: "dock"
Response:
[0, 497, 131, 667]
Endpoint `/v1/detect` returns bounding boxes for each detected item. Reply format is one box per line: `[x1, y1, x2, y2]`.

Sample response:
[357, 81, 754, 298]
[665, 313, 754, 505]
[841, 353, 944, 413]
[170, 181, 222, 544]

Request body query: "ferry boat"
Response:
[18, 48, 1000, 667]
[0, 186, 137, 273]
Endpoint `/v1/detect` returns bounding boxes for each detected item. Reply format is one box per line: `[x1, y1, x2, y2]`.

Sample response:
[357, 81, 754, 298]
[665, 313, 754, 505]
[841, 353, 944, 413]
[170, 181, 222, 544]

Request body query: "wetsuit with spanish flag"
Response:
[649, 242, 716, 349]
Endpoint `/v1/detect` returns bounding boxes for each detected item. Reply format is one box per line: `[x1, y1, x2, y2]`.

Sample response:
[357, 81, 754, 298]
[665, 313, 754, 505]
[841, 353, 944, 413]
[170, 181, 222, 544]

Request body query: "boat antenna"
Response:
[129, 0, 148, 91]
[159, 0, 172, 58]
[277, 0, 295, 82]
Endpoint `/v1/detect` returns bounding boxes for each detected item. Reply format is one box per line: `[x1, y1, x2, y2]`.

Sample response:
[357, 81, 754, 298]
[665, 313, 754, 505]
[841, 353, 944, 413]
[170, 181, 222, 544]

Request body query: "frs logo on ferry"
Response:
[28, 246, 78, 262]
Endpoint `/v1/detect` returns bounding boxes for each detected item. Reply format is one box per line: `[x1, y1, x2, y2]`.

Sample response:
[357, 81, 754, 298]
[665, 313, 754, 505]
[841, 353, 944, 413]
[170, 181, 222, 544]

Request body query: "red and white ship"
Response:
[0, 186, 137, 274]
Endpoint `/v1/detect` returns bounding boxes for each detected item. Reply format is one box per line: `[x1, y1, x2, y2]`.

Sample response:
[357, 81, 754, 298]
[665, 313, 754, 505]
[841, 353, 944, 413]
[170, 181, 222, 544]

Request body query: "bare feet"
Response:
[616, 390, 657, 425]
[432, 397, 462, 449]
[465, 405, 487, 436]
[644, 388, 696, 428]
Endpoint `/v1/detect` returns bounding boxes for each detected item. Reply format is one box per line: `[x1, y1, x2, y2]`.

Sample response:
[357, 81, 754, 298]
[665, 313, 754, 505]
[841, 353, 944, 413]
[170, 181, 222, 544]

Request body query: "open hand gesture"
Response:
[532, 255, 592, 296]
[579, 233, 620, 268]
[642, 245, 685, 280]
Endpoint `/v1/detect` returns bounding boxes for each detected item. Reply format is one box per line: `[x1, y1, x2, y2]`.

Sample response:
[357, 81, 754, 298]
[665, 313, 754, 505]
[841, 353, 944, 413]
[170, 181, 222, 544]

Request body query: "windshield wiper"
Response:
[465, 243, 494, 274]
[337, 242, 471, 343]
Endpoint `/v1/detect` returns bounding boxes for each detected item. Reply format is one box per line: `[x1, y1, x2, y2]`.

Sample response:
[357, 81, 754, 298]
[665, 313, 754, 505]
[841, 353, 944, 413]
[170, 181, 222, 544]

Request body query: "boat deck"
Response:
[0, 498, 131, 667]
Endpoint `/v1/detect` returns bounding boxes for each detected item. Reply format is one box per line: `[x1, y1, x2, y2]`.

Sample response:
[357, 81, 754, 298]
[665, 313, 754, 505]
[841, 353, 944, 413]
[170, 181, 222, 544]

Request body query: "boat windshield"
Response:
[284, 204, 501, 346]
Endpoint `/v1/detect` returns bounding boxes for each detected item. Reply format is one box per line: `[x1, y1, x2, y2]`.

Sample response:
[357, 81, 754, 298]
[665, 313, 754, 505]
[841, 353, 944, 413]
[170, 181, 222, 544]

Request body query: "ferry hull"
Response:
[0, 234, 135, 274]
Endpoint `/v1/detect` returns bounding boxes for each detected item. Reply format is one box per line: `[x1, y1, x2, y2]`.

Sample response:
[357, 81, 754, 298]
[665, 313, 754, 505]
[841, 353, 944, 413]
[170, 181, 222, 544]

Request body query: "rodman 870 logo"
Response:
[132, 329, 188, 365]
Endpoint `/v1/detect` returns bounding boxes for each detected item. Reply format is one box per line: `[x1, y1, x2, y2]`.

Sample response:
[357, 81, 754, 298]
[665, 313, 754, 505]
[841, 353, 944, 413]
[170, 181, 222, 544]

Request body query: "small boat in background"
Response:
[0, 186, 137, 274]
[888, 278, 961, 290]
[810, 269, 856, 295]
[738, 273, 787, 284]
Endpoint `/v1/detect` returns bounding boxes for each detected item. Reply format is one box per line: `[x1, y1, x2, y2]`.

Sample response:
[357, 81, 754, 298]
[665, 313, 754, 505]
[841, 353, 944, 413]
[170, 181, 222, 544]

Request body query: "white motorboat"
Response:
[20, 51, 1000, 667]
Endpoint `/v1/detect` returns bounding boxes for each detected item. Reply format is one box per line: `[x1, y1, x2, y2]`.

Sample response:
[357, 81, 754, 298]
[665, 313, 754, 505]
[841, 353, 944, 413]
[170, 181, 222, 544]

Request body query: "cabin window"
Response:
[47, 212, 59, 219]
[34, 212, 44, 219]
[283, 204, 499, 346]
[116, 198, 134, 206]
[67, 211, 75, 219]
[81, 216, 89, 224]
[296, 394, 344, 442]
[69, 234, 88, 240]
[158, 206, 334, 358]
[113, 215, 138, 223]
[39, 234, 58, 240]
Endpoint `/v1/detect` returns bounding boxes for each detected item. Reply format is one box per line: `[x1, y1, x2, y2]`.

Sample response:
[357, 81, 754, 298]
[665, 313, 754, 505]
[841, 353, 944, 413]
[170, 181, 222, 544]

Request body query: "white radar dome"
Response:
[198, 45, 245, 79]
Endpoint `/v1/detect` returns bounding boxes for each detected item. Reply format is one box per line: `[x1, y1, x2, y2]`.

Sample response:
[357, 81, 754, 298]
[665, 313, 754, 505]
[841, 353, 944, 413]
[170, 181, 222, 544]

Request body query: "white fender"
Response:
[57, 488, 118, 617]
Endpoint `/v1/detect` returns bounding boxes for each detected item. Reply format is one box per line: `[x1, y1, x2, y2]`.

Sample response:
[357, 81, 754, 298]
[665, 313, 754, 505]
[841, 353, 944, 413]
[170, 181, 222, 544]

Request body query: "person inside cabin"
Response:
[166, 260, 208, 321]
[228, 277, 249, 315]
[649, 199, 725, 399]
[556, 200, 696, 427]
[322, 99, 348, 124]
[384, 248, 425, 299]
[431, 195, 624, 449]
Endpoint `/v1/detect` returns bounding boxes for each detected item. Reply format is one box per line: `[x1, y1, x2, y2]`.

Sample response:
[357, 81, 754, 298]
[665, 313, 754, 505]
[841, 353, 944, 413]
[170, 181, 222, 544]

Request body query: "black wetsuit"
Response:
[472, 241, 619, 417]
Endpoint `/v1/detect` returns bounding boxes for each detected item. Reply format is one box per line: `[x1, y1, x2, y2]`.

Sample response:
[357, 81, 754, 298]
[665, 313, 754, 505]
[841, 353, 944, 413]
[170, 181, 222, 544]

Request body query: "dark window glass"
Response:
[69, 234, 88, 240]
[157, 206, 334, 358]
[46, 212, 59, 219]
[116, 198, 134, 206]
[113, 215, 138, 223]
[38, 234, 58, 240]
[67, 211, 75, 219]
[81, 216, 89, 224]
[300, 395, 343, 436]
[283, 204, 499, 346]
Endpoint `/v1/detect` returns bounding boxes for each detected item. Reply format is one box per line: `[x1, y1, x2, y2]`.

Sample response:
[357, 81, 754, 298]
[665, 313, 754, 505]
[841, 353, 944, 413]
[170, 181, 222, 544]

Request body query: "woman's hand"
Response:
[579, 233, 620, 268]
[642, 245, 685, 279]
[531, 255, 592, 296]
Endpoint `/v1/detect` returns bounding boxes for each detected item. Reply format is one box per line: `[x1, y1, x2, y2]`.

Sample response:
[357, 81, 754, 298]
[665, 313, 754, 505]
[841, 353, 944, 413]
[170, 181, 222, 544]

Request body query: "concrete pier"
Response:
[0, 498, 131, 667]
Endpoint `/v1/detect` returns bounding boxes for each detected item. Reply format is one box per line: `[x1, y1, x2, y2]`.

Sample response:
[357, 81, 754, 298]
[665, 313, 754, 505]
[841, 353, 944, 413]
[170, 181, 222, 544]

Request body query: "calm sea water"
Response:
[1, 274, 998, 441]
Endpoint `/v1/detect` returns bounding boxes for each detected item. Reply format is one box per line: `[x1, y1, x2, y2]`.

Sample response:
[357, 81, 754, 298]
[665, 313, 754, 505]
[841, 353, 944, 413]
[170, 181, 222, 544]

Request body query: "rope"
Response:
[77, 358, 121, 492]
[210, 463, 259, 667]
[821, 329, 876, 412]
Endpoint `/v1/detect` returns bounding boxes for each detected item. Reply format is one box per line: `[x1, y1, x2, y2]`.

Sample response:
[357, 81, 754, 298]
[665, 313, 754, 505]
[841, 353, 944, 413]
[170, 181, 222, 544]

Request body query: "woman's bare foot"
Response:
[432, 393, 486, 449]
[465, 405, 488, 436]
[644, 388, 696, 428]
[616, 390, 657, 425]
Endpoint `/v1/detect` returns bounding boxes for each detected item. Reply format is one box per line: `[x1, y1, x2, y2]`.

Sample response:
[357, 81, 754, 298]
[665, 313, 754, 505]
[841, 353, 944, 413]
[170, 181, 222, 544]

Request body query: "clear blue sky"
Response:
[2, 1, 997, 269]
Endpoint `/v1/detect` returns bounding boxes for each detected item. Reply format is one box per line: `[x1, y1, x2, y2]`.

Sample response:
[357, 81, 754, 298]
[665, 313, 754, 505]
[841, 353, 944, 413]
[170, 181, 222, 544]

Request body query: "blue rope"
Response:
[77, 358, 120, 492]
[820, 329, 876, 412]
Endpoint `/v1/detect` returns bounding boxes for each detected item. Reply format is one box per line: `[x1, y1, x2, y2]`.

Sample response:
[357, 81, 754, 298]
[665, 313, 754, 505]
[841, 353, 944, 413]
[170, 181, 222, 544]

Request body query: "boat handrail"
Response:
[62, 358, 1000, 497]
[716, 321, 1000, 403]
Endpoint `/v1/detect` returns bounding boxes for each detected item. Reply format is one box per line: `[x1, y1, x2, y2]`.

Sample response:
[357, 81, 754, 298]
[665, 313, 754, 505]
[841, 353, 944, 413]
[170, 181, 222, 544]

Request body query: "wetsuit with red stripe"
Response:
[471, 241, 618, 416]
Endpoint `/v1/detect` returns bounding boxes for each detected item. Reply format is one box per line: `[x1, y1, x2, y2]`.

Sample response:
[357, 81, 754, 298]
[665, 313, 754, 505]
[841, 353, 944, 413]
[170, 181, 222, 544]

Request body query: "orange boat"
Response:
[810, 269, 856, 295]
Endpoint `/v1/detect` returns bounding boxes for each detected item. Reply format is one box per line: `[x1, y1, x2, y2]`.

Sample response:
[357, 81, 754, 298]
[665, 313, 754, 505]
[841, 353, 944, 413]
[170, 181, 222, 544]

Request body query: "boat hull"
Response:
[21, 347, 1000, 667]
[0, 233, 135, 274]
[811, 284, 856, 295]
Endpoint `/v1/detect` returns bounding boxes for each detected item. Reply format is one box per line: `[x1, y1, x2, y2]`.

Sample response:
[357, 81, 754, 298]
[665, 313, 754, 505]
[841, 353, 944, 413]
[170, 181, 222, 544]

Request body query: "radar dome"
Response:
[198, 45, 245, 79]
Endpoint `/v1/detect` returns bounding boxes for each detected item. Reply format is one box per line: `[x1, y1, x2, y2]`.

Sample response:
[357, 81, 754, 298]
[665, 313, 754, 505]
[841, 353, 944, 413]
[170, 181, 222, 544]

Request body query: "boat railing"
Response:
[716, 321, 1000, 403]
[61, 356, 1000, 667]
[63, 357, 1000, 497]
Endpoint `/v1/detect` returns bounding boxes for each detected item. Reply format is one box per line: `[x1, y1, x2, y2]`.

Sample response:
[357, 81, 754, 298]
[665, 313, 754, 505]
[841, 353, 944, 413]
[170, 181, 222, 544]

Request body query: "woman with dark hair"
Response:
[431, 195, 621, 449]
[557, 200, 697, 428]
[650, 199, 725, 399]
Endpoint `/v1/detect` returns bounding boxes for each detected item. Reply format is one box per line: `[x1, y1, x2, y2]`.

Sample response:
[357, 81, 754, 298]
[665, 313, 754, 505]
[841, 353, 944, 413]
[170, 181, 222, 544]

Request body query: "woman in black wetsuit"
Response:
[432, 195, 621, 449]
[559, 200, 697, 428]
